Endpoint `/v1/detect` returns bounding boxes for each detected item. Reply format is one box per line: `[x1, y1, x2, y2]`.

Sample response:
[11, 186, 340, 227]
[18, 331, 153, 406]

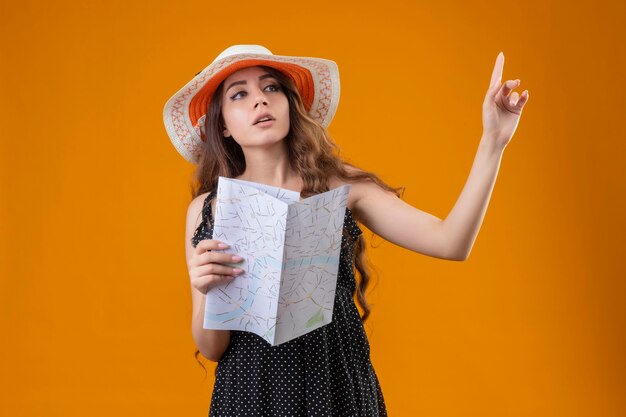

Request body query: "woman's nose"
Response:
[253, 89, 269, 107]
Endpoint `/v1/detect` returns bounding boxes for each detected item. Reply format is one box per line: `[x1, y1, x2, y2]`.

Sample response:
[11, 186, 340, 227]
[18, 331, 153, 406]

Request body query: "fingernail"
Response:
[218, 243, 229, 248]
[232, 255, 243, 262]
[232, 268, 243, 274]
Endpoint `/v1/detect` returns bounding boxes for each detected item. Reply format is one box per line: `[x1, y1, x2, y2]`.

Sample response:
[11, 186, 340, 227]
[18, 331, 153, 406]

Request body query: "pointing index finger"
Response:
[489, 52, 504, 89]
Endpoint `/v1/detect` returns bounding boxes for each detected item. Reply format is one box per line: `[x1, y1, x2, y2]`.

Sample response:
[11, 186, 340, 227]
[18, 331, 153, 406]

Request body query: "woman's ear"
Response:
[223, 127, 231, 137]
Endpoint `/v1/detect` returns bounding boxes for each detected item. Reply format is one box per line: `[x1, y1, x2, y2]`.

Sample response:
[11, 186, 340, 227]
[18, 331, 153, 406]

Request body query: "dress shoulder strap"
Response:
[201, 191, 214, 225]
[191, 191, 215, 249]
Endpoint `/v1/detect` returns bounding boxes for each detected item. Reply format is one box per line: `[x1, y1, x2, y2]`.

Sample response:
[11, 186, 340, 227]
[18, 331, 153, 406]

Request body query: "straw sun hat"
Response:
[163, 45, 341, 164]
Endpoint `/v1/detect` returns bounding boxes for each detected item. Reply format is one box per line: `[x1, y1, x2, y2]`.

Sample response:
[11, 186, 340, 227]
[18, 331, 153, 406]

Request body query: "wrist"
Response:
[479, 132, 506, 156]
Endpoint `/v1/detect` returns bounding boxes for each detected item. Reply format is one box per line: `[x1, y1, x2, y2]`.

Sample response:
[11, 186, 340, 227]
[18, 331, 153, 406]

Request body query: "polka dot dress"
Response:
[191, 191, 388, 416]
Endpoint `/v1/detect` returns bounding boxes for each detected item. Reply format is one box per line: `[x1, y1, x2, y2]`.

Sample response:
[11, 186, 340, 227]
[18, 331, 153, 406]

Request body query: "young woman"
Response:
[163, 45, 528, 416]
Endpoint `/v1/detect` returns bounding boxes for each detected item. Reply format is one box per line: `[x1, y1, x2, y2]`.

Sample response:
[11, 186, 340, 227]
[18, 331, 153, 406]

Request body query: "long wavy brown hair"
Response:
[189, 65, 404, 378]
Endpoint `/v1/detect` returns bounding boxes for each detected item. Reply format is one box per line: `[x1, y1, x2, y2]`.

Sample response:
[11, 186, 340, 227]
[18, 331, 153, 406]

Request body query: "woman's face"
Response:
[220, 66, 290, 149]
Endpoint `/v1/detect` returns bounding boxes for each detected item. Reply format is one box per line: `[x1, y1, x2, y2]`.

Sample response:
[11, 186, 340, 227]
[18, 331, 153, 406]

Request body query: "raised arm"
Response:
[351, 52, 529, 261]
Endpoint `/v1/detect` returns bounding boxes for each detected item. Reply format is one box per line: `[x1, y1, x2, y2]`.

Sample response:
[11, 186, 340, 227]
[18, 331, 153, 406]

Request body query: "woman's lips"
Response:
[254, 119, 275, 127]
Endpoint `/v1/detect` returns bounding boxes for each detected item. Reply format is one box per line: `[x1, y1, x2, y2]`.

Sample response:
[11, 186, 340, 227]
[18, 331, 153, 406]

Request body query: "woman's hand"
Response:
[188, 240, 244, 295]
[482, 52, 530, 150]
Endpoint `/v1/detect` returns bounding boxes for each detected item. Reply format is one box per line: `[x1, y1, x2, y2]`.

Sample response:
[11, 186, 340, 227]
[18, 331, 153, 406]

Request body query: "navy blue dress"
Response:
[191, 191, 387, 416]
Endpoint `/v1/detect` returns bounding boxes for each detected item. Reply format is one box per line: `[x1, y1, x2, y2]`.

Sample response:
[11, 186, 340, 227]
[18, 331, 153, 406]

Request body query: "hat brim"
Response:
[163, 52, 340, 164]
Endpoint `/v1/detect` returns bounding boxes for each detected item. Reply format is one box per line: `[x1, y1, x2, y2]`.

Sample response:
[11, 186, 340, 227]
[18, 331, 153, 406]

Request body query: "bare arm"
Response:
[185, 193, 239, 362]
[350, 179, 451, 260]
[350, 137, 504, 261]
[440, 137, 504, 260]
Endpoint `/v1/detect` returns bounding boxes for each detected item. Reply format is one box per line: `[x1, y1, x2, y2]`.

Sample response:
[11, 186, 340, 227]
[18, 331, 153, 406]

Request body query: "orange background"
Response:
[1, 0, 625, 416]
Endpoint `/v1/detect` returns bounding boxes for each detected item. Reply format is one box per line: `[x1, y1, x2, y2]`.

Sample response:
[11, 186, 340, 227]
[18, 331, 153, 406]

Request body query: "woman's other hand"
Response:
[188, 240, 244, 295]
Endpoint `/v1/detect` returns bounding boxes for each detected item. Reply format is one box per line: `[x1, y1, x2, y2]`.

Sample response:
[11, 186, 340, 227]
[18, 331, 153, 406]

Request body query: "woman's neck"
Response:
[236, 143, 302, 191]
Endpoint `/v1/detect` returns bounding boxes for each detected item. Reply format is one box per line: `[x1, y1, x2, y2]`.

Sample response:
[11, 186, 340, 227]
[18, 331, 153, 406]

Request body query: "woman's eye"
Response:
[230, 84, 279, 100]
[231, 91, 246, 100]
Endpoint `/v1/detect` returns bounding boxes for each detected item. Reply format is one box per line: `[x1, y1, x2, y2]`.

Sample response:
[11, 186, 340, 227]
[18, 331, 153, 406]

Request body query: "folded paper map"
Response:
[203, 176, 351, 346]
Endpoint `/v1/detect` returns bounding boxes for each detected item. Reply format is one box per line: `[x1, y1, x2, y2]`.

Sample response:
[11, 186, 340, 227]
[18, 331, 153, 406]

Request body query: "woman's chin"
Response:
[234, 135, 289, 149]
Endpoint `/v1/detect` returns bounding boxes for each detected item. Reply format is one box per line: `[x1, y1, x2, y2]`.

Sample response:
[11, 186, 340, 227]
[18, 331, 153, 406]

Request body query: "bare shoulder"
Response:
[187, 191, 211, 220]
